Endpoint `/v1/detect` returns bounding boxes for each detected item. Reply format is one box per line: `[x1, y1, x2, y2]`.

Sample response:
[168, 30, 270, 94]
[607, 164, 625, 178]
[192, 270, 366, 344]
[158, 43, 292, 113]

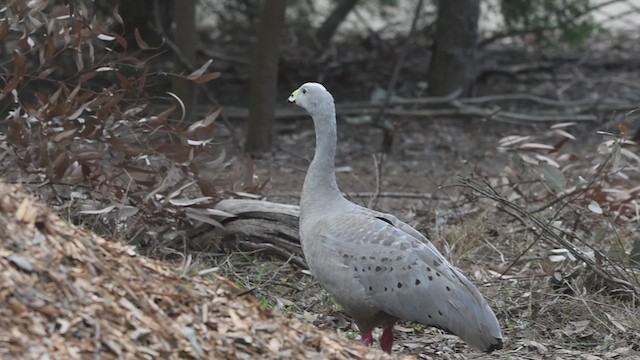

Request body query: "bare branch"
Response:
[458, 176, 639, 297]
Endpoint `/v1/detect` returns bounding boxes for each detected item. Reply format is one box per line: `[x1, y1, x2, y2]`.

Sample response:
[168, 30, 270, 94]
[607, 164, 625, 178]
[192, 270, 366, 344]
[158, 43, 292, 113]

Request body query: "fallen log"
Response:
[190, 199, 306, 268]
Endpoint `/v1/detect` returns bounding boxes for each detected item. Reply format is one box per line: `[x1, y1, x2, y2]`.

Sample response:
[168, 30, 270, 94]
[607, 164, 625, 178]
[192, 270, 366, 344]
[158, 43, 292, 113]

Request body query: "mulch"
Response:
[0, 181, 403, 360]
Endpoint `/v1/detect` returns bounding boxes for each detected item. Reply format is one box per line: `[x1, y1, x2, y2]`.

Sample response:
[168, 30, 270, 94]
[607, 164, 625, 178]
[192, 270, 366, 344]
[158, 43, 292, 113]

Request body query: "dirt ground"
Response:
[216, 112, 639, 359]
[185, 32, 640, 356]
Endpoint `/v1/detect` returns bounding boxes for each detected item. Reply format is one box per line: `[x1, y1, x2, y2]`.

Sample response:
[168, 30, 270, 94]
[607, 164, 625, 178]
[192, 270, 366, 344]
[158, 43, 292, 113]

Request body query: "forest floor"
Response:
[229, 116, 639, 359]
[2, 116, 638, 359]
[205, 33, 640, 358]
[2, 26, 640, 359]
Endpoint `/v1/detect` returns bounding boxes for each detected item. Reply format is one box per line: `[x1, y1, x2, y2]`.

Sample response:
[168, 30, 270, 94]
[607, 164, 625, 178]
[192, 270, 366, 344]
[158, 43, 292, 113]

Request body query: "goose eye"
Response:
[302, 88, 307, 94]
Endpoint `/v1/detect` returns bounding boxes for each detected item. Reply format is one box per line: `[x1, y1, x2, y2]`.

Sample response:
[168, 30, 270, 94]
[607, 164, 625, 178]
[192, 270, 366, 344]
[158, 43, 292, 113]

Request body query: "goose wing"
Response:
[316, 210, 503, 352]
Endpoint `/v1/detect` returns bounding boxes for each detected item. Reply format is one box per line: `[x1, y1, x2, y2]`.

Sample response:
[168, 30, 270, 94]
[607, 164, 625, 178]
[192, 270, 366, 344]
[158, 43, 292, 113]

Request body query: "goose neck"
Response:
[301, 108, 343, 209]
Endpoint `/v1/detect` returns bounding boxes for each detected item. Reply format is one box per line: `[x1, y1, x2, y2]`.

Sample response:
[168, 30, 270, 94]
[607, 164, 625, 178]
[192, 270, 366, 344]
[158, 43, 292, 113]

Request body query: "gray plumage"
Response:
[288, 82, 503, 353]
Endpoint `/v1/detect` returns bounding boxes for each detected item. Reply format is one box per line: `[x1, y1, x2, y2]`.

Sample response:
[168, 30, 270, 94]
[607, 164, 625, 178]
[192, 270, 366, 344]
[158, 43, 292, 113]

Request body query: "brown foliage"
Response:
[0, 1, 250, 250]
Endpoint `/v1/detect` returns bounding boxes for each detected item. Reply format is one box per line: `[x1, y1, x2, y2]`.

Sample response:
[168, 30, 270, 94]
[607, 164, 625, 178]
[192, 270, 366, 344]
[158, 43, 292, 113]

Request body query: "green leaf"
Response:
[611, 141, 622, 172]
[538, 162, 566, 192]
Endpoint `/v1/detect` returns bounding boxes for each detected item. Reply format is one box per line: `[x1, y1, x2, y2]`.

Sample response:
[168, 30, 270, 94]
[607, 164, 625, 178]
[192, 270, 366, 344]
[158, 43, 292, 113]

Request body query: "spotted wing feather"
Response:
[316, 210, 502, 352]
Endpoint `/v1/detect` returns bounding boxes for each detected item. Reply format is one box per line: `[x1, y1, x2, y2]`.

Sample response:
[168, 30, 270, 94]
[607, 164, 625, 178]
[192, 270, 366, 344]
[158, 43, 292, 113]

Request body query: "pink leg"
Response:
[380, 326, 394, 353]
[361, 332, 374, 346]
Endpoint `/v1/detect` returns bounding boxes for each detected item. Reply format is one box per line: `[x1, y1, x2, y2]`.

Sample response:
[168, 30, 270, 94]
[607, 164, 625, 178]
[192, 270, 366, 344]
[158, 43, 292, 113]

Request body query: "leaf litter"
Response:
[0, 181, 400, 360]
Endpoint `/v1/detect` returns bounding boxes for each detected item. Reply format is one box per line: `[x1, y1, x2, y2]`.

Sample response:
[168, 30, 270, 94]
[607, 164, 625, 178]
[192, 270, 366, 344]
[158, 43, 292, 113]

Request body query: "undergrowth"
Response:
[0, 1, 255, 254]
[448, 120, 640, 356]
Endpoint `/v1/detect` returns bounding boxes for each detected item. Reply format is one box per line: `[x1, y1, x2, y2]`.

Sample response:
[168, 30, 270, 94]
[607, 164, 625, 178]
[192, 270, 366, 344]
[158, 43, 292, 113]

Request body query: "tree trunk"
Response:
[427, 0, 480, 96]
[244, 0, 287, 154]
[315, 0, 360, 47]
[113, 0, 166, 48]
[172, 0, 196, 124]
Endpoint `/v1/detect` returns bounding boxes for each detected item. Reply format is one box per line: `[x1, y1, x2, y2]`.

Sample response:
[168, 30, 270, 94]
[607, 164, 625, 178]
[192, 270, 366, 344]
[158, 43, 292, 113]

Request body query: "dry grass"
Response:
[439, 208, 640, 358]
[231, 116, 640, 358]
[202, 191, 640, 358]
[2, 128, 639, 357]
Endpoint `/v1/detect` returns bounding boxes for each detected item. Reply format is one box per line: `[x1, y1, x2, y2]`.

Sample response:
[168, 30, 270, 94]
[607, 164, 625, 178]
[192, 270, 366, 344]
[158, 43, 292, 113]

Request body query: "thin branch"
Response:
[339, 89, 462, 108]
[373, 0, 425, 153]
[234, 240, 307, 269]
[460, 93, 598, 107]
[221, 103, 599, 123]
[499, 232, 543, 279]
[367, 153, 384, 209]
[459, 176, 638, 297]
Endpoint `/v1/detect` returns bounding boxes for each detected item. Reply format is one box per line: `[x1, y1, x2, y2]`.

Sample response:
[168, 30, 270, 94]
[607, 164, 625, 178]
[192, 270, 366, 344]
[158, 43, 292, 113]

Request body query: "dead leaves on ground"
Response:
[0, 182, 398, 360]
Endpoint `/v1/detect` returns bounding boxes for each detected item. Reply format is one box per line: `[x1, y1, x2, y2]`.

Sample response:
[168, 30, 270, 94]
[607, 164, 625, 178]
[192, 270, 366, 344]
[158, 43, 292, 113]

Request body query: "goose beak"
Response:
[288, 88, 300, 103]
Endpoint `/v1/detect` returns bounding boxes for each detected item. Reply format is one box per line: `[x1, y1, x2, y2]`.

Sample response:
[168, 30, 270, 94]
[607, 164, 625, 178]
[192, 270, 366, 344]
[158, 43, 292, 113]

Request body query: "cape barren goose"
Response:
[288, 82, 503, 354]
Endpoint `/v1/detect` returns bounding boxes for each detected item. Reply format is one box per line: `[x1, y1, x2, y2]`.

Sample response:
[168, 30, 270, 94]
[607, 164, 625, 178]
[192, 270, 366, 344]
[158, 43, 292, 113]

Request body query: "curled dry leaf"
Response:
[13, 50, 27, 78]
[553, 128, 576, 140]
[0, 19, 9, 40]
[535, 154, 560, 168]
[187, 59, 213, 80]
[168, 197, 213, 206]
[77, 205, 116, 215]
[498, 135, 530, 147]
[188, 108, 221, 133]
[8, 255, 35, 273]
[518, 142, 556, 150]
[112, 4, 123, 25]
[134, 28, 150, 49]
[193, 71, 221, 84]
[588, 201, 603, 214]
[185, 208, 225, 228]
[97, 34, 115, 41]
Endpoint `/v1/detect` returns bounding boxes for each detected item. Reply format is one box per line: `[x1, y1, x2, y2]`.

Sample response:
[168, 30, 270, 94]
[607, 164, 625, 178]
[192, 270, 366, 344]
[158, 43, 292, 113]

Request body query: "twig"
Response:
[367, 153, 383, 209]
[479, 61, 555, 77]
[596, 77, 640, 91]
[220, 98, 601, 123]
[234, 240, 307, 269]
[606, 211, 640, 287]
[351, 6, 378, 39]
[373, 0, 425, 153]
[459, 176, 638, 296]
[460, 93, 598, 107]
[339, 89, 462, 108]
[499, 232, 543, 279]
[385, 105, 597, 123]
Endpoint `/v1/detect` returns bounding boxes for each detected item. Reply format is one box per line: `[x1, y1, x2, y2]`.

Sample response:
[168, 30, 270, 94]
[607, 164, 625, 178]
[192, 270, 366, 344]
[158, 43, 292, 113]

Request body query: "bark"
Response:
[315, 0, 360, 47]
[245, 0, 287, 154]
[187, 199, 306, 268]
[633, 126, 640, 143]
[427, 0, 480, 96]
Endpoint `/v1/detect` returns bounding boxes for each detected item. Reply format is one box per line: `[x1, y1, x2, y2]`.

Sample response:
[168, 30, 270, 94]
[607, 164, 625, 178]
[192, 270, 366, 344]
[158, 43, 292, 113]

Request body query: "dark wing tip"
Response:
[374, 216, 395, 226]
[486, 338, 503, 353]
